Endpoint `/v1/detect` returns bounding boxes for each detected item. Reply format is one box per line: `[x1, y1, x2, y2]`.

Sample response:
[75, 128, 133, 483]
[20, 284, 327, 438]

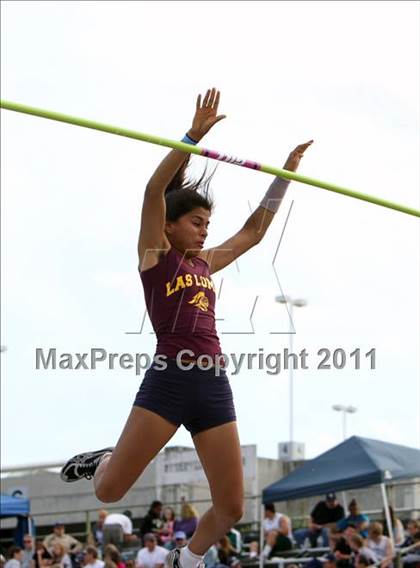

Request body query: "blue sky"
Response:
[1, 0, 419, 466]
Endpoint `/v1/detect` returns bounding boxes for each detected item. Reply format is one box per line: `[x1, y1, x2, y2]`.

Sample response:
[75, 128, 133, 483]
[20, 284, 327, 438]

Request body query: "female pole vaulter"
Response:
[60, 87, 312, 566]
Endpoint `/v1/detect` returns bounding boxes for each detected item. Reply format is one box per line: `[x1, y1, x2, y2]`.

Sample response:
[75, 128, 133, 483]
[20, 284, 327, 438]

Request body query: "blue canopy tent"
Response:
[0, 493, 30, 517]
[259, 436, 420, 564]
[263, 436, 420, 502]
[0, 493, 33, 546]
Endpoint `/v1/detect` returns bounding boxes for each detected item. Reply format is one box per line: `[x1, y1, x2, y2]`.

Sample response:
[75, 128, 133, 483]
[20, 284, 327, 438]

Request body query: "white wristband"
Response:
[260, 176, 290, 213]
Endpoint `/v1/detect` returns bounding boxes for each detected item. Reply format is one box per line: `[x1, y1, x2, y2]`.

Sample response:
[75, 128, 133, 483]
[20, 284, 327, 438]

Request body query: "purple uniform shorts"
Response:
[133, 358, 236, 437]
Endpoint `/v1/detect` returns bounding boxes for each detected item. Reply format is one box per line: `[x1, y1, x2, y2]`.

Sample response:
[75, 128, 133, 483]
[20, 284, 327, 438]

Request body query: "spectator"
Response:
[349, 534, 377, 565]
[173, 533, 187, 549]
[91, 511, 109, 548]
[140, 502, 164, 538]
[43, 524, 82, 555]
[135, 534, 168, 568]
[173, 503, 199, 538]
[103, 546, 124, 568]
[32, 543, 52, 568]
[216, 537, 240, 568]
[366, 523, 393, 568]
[49, 544, 71, 568]
[158, 507, 176, 549]
[382, 506, 405, 546]
[226, 528, 242, 555]
[84, 547, 104, 568]
[22, 536, 34, 568]
[401, 520, 420, 548]
[332, 527, 353, 568]
[402, 530, 420, 567]
[103, 511, 138, 548]
[294, 493, 345, 548]
[5, 547, 22, 568]
[337, 500, 369, 537]
[254, 503, 292, 558]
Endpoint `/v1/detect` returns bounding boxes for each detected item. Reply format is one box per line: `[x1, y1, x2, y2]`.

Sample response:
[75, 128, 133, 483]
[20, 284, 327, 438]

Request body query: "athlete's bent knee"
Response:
[95, 483, 125, 503]
[217, 501, 244, 524]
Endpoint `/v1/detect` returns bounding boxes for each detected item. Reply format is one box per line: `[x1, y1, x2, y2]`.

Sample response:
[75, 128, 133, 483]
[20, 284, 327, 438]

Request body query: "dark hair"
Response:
[264, 503, 275, 513]
[165, 158, 216, 222]
[8, 547, 21, 559]
[85, 547, 98, 559]
[382, 506, 396, 537]
[357, 555, 371, 567]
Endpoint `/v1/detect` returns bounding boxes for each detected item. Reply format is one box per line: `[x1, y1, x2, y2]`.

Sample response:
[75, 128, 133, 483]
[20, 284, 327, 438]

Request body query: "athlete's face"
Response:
[166, 207, 211, 257]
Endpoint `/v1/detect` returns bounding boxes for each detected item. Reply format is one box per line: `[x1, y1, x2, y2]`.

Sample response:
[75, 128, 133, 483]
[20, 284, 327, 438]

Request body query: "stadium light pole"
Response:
[275, 295, 307, 443]
[332, 404, 358, 439]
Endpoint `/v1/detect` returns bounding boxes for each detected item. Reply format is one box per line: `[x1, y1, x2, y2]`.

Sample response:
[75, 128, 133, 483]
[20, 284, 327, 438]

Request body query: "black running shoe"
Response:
[60, 447, 114, 482]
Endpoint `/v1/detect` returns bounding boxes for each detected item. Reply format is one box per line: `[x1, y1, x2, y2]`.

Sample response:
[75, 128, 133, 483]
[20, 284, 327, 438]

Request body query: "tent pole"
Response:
[341, 491, 347, 511]
[380, 483, 395, 549]
[259, 503, 264, 568]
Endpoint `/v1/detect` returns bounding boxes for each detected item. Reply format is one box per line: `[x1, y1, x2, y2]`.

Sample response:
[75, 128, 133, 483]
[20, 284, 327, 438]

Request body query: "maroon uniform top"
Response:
[140, 247, 222, 360]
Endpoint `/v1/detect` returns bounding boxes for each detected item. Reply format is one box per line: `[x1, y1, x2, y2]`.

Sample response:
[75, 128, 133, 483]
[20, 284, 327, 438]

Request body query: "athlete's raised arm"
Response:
[138, 88, 226, 272]
[199, 140, 313, 275]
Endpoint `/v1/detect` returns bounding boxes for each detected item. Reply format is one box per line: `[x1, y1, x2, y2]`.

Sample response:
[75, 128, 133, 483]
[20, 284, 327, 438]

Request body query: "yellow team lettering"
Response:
[165, 273, 216, 296]
[185, 274, 193, 287]
[174, 275, 186, 292]
[166, 282, 175, 296]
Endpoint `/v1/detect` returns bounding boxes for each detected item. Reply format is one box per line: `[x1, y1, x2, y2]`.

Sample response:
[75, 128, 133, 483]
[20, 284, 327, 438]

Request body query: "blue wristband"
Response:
[181, 133, 199, 145]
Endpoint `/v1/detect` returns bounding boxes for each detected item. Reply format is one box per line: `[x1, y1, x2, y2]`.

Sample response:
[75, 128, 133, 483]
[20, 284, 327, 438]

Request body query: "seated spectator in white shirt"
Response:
[84, 547, 104, 568]
[249, 503, 292, 559]
[135, 534, 168, 568]
[104, 511, 139, 547]
[366, 523, 393, 568]
[5, 547, 23, 568]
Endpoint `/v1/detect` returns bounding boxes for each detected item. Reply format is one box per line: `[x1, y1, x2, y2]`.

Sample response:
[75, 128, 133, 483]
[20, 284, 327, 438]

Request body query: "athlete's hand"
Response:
[283, 140, 313, 172]
[188, 87, 226, 141]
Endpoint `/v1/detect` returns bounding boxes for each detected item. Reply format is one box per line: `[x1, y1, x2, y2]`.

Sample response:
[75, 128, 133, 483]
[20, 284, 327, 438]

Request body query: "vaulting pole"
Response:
[1, 99, 419, 218]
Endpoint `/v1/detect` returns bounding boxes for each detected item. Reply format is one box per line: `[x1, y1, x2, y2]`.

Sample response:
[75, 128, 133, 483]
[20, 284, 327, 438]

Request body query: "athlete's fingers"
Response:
[196, 94, 201, 110]
[208, 87, 217, 108]
[202, 89, 211, 107]
[294, 140, 314, 153]
[213, 90, 221, 110]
